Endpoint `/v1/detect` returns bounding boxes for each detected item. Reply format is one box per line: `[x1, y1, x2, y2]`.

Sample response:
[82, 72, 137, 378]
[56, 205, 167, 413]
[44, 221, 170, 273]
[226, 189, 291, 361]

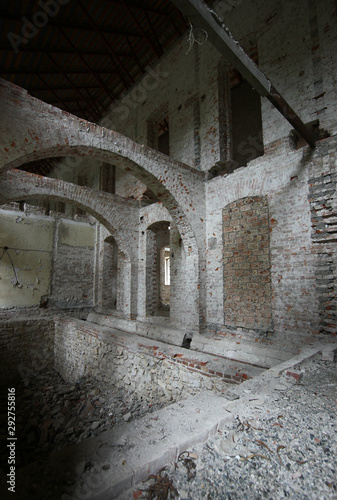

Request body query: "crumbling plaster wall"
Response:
[0, 169, 140, 317]
[0, 210, 53, 308]
[212, 0, 337, 146]
[99, 0, 336, 336]
[202, 0, 337, 337]
[138, 202, 193, 331]
[0, 208, 97, 310]
[95, 224, 132, 317]
[50, 219, 96, 309]
[0, 78, 204, 329]
[255, 0, 337, 145]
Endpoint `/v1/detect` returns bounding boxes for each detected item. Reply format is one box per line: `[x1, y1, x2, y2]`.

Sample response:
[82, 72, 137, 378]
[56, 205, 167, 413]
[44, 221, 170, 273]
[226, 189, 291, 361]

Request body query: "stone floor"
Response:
[126, 353, 337, 500]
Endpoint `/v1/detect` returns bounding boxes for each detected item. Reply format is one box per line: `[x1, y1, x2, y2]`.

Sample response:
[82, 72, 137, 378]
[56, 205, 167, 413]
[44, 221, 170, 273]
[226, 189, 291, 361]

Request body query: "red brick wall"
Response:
[309, 171, 337, 334]
[223, 196, 272, 332]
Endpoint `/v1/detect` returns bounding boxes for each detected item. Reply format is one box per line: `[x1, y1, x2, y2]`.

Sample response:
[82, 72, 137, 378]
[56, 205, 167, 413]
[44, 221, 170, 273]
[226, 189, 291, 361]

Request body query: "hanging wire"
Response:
[186, 22, 209, 55]
[0, 246, 21, 287]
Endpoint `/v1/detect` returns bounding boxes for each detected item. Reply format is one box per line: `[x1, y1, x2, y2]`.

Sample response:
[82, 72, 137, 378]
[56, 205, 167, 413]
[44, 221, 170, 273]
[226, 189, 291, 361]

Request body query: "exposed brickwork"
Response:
[0, 77, 205, 251]
[309, 171, 337, 334]
[0, 169, 138, 262]
[1, 0, 337, 341]
[51, 243, 94, 309]
[309, 172, 337, 245]
[0, 169, 139, 317]
[222, 196, 272, 332]
[102, 237, 118, 310]
[0, 73, 204, 329]
[54, 317, 257, 403]
[146, 228, 158, 316]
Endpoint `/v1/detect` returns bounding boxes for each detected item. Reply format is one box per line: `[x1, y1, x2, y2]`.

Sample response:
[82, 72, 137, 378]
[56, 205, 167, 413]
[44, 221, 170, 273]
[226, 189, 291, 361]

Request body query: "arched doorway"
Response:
[146, 221, 171, 317]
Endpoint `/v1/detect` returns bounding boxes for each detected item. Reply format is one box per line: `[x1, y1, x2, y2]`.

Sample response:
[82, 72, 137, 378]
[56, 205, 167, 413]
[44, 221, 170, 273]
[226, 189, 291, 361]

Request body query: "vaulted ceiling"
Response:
[0, 0, 188, 175]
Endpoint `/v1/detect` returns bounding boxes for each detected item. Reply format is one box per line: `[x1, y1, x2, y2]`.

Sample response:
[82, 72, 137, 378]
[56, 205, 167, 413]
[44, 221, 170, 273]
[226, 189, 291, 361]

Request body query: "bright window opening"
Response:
[164, 248, 170, 286]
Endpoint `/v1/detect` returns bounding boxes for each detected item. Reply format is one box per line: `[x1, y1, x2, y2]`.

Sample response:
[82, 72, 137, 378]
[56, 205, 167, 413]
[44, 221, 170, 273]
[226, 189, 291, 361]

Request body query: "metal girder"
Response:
[171, 0, 316, 148]
[0, 11, 143, 38]
[121, 0, 163, 58]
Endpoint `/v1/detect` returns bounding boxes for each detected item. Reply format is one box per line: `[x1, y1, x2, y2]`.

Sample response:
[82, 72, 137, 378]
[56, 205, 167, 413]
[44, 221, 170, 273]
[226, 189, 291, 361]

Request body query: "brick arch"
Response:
[0, 79, 203, 330]
[0, 170, 137, 318]
[0, 170, 136, 262]
[0, 79, 204, 247]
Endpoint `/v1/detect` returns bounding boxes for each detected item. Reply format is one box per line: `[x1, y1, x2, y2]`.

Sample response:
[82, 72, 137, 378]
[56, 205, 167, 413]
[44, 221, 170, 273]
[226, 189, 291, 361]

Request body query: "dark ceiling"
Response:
[0, 0, 188, 175]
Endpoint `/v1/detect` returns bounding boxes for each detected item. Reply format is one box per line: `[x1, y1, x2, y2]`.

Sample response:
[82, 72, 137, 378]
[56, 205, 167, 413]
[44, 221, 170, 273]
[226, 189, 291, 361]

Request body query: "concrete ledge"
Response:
[16, 392, 234, 499]
[87, 311, 185, 346]
[87, 312, 287, 368]
[55, 316, 265, 387]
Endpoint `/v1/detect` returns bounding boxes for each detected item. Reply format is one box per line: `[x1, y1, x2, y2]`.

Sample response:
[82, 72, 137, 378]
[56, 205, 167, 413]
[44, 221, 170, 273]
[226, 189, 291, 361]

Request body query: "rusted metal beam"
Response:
[171, 0, 315, 148]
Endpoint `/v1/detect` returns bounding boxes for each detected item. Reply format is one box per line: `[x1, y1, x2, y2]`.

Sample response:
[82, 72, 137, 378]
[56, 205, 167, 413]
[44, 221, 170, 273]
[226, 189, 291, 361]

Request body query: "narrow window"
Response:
[147, 106, 169, 156]
[157, 117, 170, 156]
[164, 248, 170, 286]
[58, 201, 65, 214]
[100, 163, 116, 194]
[231, 79, 264, 167]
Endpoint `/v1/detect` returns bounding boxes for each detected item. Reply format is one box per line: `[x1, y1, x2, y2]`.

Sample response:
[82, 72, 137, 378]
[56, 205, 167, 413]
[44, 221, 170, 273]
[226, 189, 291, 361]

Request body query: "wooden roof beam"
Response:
[171, 0, 315, 148]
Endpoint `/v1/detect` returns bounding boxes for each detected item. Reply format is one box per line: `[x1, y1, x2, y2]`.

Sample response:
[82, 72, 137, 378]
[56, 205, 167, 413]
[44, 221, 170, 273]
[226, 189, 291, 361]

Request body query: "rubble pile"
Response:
[129, 354, 337, 499]
[0, 366, 164, 470]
